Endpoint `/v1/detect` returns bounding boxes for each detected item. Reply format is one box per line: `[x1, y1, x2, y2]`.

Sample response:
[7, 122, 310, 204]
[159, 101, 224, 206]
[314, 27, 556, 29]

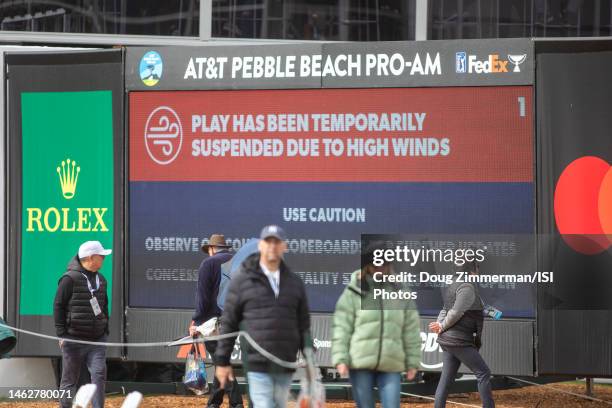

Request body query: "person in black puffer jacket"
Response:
[53, 241, 112, 408]
[215, 225, 311, 408]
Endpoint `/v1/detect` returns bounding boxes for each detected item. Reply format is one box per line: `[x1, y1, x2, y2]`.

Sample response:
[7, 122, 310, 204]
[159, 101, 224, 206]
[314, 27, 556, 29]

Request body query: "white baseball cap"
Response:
[78, 241, 112, 259]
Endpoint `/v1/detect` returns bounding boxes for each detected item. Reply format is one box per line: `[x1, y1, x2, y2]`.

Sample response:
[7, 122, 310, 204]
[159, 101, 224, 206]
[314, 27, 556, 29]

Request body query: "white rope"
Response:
[399, 391, 481, 407]
[0, 322, 300, 369]
[11, 322, 588, 407]
[170, 331, 302, 369]
[0, 321, 235, 347]
[326, 383, 481, 407]
[506, 376, 612, 405]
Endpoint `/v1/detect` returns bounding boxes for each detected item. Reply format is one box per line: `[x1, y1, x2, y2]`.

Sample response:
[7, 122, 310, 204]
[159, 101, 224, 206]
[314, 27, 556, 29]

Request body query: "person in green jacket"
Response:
[331, 260, 421, 408]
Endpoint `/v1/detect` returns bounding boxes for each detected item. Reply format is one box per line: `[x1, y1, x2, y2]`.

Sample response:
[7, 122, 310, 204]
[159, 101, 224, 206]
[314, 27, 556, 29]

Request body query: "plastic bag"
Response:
[297, 348, 325, 408]
[183, 341, 209, 395]
[196, 317, 219, 337]
[297, 376, 325, 408]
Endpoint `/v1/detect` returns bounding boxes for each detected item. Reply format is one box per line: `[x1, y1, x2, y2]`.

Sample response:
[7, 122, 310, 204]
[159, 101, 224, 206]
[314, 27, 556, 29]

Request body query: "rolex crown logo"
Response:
[57, 159, 80, 199]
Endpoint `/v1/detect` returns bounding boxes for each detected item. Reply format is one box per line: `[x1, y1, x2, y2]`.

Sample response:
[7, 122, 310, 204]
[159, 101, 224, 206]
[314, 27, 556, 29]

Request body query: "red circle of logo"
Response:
[554, 156, 611, 254]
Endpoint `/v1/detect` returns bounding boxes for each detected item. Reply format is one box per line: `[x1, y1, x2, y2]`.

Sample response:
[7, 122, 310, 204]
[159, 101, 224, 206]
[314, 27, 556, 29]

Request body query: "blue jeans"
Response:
[349, 370, 401, 408]
[246, 371, 293, 408]
[58, 336, 107, 408]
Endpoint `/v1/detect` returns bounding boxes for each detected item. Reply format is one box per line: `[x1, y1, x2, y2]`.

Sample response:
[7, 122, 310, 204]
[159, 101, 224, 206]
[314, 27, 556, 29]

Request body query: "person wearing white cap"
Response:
[53, 241, 112, 408]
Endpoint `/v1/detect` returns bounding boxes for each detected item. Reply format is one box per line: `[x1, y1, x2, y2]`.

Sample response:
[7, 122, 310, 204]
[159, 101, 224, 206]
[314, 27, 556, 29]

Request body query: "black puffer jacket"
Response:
[53, 255, 109, 340]
[215, 253, 311, 372]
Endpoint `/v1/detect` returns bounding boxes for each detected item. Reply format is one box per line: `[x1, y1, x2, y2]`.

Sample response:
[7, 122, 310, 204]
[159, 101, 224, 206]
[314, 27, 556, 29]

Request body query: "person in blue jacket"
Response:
[189, 234, 242, 408]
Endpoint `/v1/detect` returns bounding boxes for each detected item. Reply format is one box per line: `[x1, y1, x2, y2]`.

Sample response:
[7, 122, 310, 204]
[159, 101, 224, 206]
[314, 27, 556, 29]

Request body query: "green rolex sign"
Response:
[20, 91, 114, 316]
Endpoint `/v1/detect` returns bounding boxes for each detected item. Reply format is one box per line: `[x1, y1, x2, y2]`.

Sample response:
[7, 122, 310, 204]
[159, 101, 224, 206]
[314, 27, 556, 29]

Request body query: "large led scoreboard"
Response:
[128, 86, 535, 315]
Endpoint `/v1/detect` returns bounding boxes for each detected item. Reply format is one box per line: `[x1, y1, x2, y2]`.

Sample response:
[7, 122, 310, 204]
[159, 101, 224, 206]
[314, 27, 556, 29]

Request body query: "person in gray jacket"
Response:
[429, 261, 494, 408]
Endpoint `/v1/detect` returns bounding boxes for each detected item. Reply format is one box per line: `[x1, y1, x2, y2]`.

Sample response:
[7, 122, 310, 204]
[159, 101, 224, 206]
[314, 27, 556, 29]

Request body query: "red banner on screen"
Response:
[129, 87, 533, 182]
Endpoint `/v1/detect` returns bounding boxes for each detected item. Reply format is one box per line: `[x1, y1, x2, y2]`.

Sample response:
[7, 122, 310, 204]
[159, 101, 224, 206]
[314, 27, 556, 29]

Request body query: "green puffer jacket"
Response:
[331, 270, 421, 372]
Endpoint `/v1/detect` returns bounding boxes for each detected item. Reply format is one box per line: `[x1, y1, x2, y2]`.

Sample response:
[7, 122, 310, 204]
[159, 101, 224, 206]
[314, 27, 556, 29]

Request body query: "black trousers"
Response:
[434, 345, 495, 408]
[205, 340, 243, 407]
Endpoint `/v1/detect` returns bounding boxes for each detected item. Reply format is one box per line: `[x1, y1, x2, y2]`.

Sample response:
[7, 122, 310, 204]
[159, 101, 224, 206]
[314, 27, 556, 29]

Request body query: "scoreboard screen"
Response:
[128, 86, 534, 316]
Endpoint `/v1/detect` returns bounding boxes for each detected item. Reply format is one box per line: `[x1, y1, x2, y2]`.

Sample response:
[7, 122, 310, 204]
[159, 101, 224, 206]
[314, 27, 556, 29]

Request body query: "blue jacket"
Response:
[192, 249, 233, 325]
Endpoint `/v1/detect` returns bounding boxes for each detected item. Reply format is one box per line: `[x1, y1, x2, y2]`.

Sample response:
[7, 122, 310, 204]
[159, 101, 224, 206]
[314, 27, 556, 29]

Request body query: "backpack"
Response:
[217, 238, 259, 311]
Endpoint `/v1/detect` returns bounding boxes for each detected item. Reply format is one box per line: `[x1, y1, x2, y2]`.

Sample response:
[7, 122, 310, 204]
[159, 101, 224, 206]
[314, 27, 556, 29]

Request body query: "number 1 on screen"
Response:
[517, 96, 526, 117]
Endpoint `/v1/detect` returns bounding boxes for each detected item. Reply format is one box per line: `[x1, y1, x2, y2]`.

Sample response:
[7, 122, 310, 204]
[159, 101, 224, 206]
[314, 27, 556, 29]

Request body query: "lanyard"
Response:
[81, 273, 100, 297]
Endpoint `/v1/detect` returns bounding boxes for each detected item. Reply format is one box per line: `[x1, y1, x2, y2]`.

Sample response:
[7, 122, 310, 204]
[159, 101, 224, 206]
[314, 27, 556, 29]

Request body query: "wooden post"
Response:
[586, 377, 593, 397]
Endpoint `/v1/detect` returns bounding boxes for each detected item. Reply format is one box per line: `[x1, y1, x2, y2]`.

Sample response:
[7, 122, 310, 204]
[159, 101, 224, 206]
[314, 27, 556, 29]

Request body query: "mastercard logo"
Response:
[554, 156, 612, 255]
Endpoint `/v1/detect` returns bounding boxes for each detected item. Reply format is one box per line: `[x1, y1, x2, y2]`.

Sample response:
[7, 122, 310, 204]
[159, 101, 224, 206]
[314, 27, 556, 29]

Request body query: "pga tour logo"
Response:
[144, 106, 183, 165]
[455, 52, 467, 73]
[456, 51, 527, 74]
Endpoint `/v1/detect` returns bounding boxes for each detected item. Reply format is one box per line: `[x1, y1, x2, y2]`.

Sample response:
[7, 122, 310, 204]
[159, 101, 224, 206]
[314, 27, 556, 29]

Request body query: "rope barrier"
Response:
[0, 321, 300, 369]
[7, 322, 602, 407]
[399, 391, 481, 407]
[324, 383, 482, 407]
[506, 376, 612, 405]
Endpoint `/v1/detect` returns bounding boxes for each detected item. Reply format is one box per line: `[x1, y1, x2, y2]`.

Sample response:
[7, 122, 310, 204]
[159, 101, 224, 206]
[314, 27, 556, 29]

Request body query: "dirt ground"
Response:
[1, 382, 611, 407]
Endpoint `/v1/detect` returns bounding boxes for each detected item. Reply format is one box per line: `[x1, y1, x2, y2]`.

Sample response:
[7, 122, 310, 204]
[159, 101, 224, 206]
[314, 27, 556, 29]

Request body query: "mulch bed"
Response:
[1, 382, 611, 407]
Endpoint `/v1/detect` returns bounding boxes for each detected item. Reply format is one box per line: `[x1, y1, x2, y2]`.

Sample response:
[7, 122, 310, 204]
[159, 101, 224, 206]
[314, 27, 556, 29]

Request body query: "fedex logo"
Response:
[456, 52, 526, 74]
[468, 54, 508, 73]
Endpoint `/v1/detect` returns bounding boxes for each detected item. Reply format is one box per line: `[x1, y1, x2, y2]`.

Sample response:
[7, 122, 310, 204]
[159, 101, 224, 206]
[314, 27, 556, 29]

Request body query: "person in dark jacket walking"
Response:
[53, 241, 112, 408]
[430, 261, 495, 408]
[189, 233, 242, 408]
[215, 225, 311, 408]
